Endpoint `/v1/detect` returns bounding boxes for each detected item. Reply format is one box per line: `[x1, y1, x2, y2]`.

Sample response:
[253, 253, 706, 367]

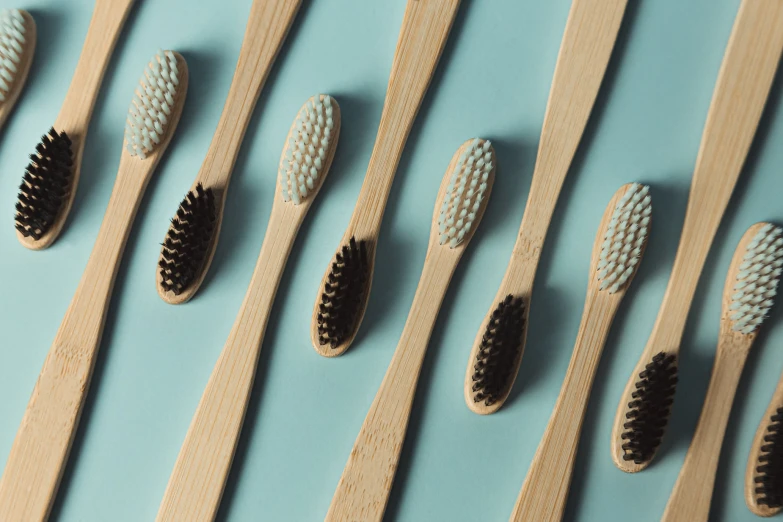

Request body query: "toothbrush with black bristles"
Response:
[0, 50, 188, 521]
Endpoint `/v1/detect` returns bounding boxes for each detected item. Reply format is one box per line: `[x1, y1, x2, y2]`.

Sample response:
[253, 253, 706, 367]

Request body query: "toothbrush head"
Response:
[752, 406, 783, 512]
[0, 9, 34, 104]
[125, 49, 187, 159]
[725, 223, 783, 335]
[435, 138, 495, 249]
[596, 183, 651, 294]
[278, 94, 340, 205]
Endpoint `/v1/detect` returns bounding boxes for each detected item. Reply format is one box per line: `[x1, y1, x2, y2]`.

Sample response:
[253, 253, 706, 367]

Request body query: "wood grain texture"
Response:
[156, 96, 339, 522]
[0, 10, 36, 132]
[326, 140, 494, 522]
[611, 0, 783, 473]
[661, 223, 767, 522]
[746, 368, 783, 517]
[464, 0, 628, 414]
[0, 53, 188, 522]
[310, 0, 461, 357]
[17, 0, 136, 250]
[157, 0, 302, 304]
[509, 184, 647, 522]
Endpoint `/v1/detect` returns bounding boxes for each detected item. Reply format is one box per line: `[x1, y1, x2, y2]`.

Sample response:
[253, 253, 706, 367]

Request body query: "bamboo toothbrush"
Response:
[611, 0, 783, 473]
[156, 0, 302, 304]
[157, 95, 340, 522]
[326, 138, 495, 522]
[0, 50, 188, 522]
[747, 364, 783, 516]
[0, 9, 36, 132]
[311, 0, 461, 357]
[14, 0, 136, 249]
[661, 223, 783, 522]
[510, 183, 651, 522]
[463, 0, 628, 415]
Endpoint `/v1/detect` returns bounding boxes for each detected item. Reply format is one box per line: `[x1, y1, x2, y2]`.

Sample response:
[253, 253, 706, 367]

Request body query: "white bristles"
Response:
[729, 224, 783, 334]
[597, 183, 651, 293]
[438, 138, 493, 248]
[125, 50, 181, 159]
[0, 9, 26, 102]
[279, 95, 335, 204]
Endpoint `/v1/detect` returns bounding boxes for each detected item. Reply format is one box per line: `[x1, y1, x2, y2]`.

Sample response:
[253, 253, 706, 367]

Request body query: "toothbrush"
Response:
[510, 183, 651, 522]
[0, 9, 35, 132]
[746, 364, 783, 516]
[326, 139, 495, 522]
[156, 0, 302, 304]
[611, 0, 783, 473]
[662, 223, 783, 522]
[311, 0, 461, 357]
[0, 50, 188, 522]
[14, 0, 136, 249]
[157, 95, 340, 522]
[463, 0, 628, 415]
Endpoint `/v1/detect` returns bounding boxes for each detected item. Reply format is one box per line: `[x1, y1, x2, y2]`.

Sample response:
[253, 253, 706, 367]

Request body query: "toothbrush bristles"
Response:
[0, 9, 27, 103]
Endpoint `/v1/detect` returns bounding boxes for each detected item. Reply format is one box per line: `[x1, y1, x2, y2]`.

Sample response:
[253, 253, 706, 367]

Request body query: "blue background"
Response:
[0, 0, 781, 520]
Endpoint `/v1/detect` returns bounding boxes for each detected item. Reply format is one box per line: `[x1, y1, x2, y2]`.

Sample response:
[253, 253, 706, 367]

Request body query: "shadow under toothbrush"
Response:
[347, 0, 474, 352]
[214, 89, 377, 520]
[47, 48, 224, 521]
[503, 0, 641, 407]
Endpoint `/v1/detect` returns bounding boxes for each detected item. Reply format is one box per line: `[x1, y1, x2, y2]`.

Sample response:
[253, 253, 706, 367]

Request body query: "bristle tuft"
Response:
[317, 237, 369, 349]
[597, 183, 650, 293]
[620, 352, 678, 465]
[755, 407, 783, 508]
[280, 95, 335, 204]
[14, 128, 74, 240]
[125, 50, 182, 159]
[159, 183, 217, 295]
[0, 9, 27, 102]
[729, 224, 783, 334]
[438, 138, 493, 248]
[471, 295, 525, 406]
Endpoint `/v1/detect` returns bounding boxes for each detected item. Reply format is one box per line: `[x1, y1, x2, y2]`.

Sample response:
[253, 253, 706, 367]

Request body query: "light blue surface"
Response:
[0, 0, 781, 520]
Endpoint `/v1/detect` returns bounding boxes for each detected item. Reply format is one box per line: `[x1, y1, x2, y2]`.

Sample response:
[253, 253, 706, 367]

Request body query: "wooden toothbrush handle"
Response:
[326, 252, 456, 522]
[661, 343, 749, 522]
[0, 157, 149, 522]
[55, 0, 136, 132]
[650, 0, 783, 342]
[157, 204, 301, 522]
[510, 293, 618, 522]
[348, 0, 460, 238]
[199, 0, 302, 188]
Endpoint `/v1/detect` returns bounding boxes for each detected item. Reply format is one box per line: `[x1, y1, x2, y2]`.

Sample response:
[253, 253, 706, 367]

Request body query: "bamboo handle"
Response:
[510, 294, 618, 522]
[157, 204, 302, 522]
[0, 156, 148, 522]
[199, 0, 302, 189]
[648, 0, 783, 342]
[326, 251, 456, 522]
[348, 0, 460, 238]
[55, 0, 136, 132]
[661, 343, 749, 522]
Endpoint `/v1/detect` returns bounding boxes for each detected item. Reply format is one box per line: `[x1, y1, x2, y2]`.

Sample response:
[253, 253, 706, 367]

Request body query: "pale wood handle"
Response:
[157, 203, 302, 522]
[55, 0, 136, 132]
[661, 343, 749, 522]
[348, 0, 459, 238]
[510, 294, 618, 521]
[199, 0, 301, 188]
[0, 155, 148, 522]
[326, 250, 456, 522]
[648, 0, 783, 342]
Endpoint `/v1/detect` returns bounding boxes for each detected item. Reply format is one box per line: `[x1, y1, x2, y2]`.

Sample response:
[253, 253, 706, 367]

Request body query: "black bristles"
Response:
[158, 183, 217, 295]
[14, 128, 74, 240]
[755, 407, 783, 508]
[317, 237, 370, 349]
[620, 352, 678, 465]
[471, 295, 525, 407]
